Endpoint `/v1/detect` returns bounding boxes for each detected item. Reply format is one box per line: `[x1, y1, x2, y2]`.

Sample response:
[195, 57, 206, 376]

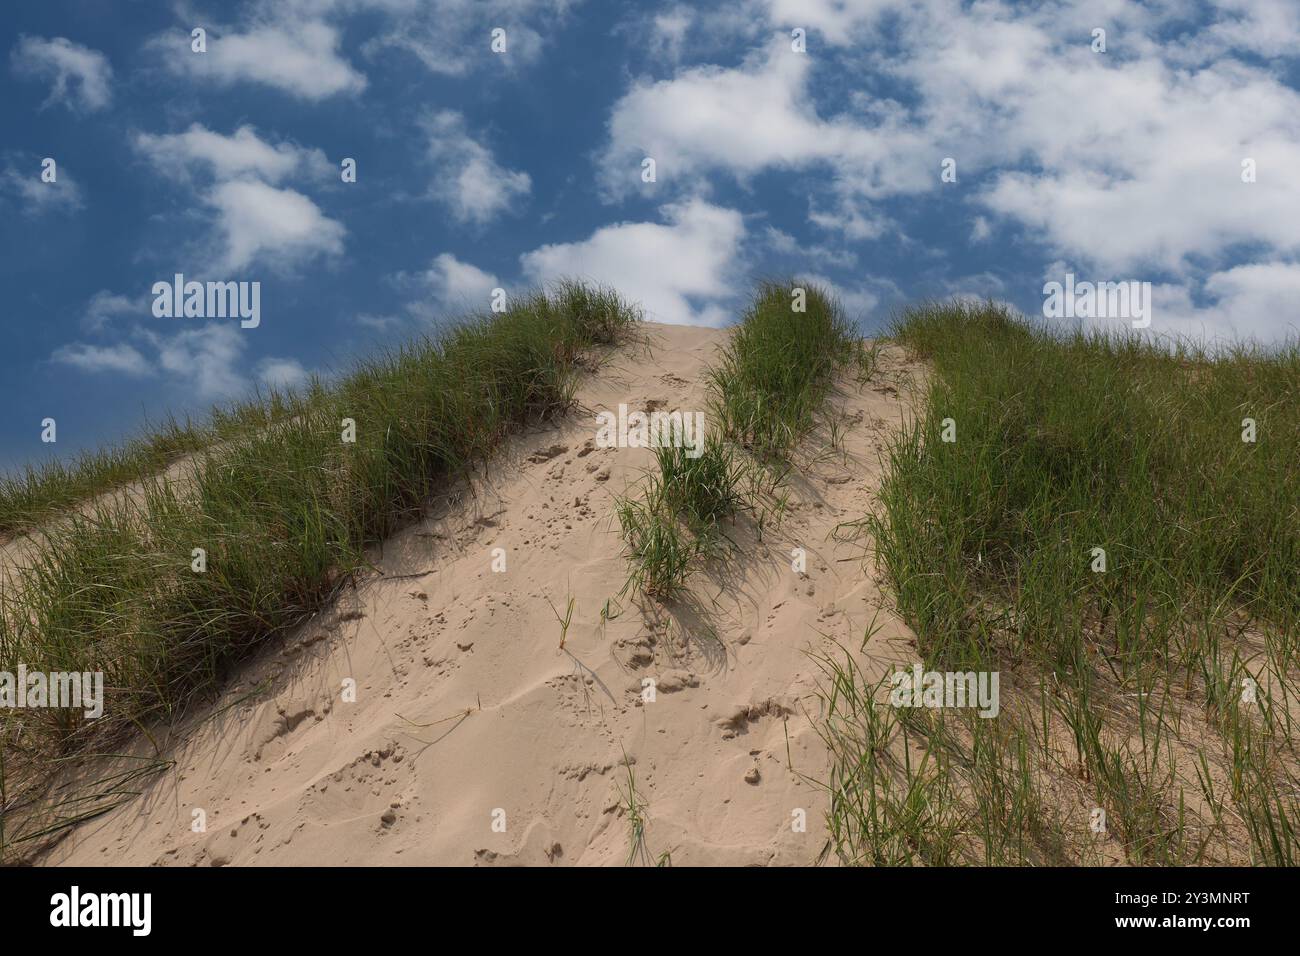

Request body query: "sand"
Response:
[39, 323, 926, 866]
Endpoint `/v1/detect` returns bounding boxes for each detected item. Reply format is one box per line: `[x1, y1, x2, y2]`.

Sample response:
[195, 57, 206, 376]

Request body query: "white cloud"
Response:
[178, 0, 573, 89]
[10, 35, 113, 111]
[133, 125, 344, 273]
[598, 39, 929, 226]
[0, 159, 82, 215]
[145, 325, 305, 399]
[356, 312, 403, 331]
[51, 343, 152, 377]
[207, 179, 346, 272]
[597, 1, 1300, 340]
[421, 111, 530, 225]
[1193, 0, 1300, 61]
[761, 225, 856, 269]
[807, 203, 887, 242]
[1145, 262, 1300, 345]
[134, 125, 329, 184]
[154, 20, 365, 100]
[421, 253, 500, 312]
[762, 0, 903, 43]
[803, 273, 885, 321]
[970, 216, 991, 243]
[854, 2, 1300, 275]
[55, 300, 312, 398]
[256, 357, 310, 390]
[358, 0, 569, 77]
[958, 48, 1300, 274]
[936, 272, 1007, 302]
[146, 325, 247, 398]
[648, 7, 694, 62]
[521, 199, 746, 326]
[82, 291, 140, 332]
[601, 45, 834, 189]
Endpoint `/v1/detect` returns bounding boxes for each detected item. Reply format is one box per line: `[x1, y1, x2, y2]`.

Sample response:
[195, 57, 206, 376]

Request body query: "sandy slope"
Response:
[42, 323, 925, 867]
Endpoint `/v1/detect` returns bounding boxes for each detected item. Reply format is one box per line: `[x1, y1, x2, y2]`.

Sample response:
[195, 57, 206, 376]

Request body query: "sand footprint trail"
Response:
[43, 323, 925, 866]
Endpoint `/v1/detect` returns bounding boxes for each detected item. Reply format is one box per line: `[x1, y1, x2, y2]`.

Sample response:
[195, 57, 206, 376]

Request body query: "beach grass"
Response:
[821, 299, 1299, 865]
[0, 279, 640, 859]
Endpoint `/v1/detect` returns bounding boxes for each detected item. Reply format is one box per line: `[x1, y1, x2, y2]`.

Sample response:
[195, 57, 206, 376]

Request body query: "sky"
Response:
[2, 0, 1299, 470]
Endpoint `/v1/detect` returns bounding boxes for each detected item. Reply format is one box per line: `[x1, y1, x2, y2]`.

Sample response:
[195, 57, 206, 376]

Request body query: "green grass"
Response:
[615, 279, 863, 599]
[0, 279, 640, 859]
[708, 279, 867, 460]
[0, 385, 325, 538]
[877, 300, 1299, 672]
[614, 475, 701, 599]
[826, 298, 1299, 865]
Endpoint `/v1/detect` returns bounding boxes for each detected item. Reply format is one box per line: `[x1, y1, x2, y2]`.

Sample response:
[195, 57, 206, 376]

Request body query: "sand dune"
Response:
[41, 323, 925, 866]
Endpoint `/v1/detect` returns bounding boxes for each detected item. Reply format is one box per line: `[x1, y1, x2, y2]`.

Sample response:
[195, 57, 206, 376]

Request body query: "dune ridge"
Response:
[39, 323, 924, 866]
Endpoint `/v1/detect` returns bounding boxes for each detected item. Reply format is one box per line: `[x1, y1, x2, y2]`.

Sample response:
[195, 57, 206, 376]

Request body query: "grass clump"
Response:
[708, 280, 865, 459]
[652, 438, 748, 538]
[614, 438, 749, 598]
[0, 280, 640, 859]
[616, 279, 864, 600]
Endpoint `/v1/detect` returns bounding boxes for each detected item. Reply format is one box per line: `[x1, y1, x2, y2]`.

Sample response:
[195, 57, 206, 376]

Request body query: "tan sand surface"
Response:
[40, 322, 925, 866]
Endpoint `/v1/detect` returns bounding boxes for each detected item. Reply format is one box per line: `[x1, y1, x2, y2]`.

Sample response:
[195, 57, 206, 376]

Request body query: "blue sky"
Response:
[2, 0, 1298, 470]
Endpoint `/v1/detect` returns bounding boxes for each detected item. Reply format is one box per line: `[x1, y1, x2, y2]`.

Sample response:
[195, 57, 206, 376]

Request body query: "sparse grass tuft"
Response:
[614, 479, 698, 599]
[616, 279, 868, 600]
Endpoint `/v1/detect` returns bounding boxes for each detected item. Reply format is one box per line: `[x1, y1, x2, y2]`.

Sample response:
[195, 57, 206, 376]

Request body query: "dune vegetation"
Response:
[821, 300, 1299, 865]
[0, 392, 318, 539]
[615, 280, 873, 598]
[3, 282, 1296, 867]
[0, 280, 641, 859]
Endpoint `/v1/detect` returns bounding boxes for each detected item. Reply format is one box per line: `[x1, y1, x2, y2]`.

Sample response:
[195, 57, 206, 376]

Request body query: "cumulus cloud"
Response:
[54, 290, 311, 398]
[0, 157, 82, 215]
[763, 0, 901, 35]
[420, 253, 501, 313]
[132, 324, 307, 399]
[10, 35, 112, 111]
[153, 20, 365, 100]
[421, 111, 531, 225]
[134, 125, 329, 184]
[206, 179, 345, 272]
[647, 6, 695, 62]
[256, 356, 310, 390]
[943, 36, 1300, 274]
[149, 325, 249, 398]
[597, 0, 1300, 340]
[521, 199, 746, 326]
[598, 39, 930, 226]
[51, 342, 152, 377]
[357, 0, 571, 76]
[82, 290, 140, 332]
[762, 225, 856, 269]
[151, 0, 572, 97]
[802, 274, 887, 322]
[1189, 0, 1300, 61]
[133, 124, 344, 273]
[601, 45, 838, 190]
[1146, 263, 1300, 345]
[411, 201, 748, 326]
